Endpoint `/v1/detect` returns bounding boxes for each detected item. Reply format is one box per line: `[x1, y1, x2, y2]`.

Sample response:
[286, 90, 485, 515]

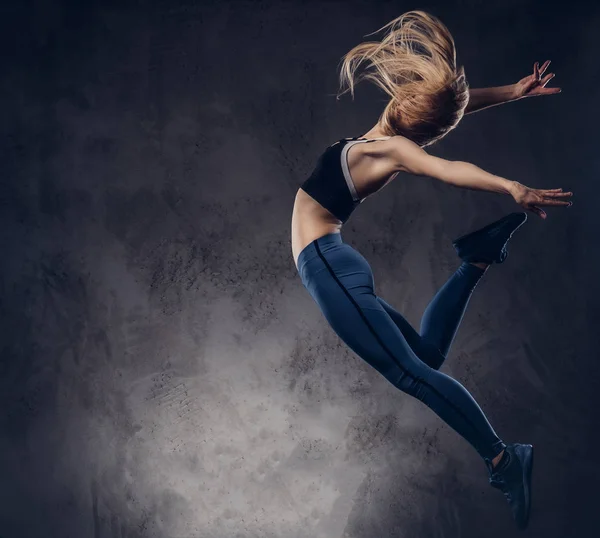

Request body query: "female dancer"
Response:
[291, 11, 572, 529]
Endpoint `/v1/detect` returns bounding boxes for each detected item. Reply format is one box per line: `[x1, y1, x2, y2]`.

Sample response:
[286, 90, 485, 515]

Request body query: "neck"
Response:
[361, 124, 389, 139]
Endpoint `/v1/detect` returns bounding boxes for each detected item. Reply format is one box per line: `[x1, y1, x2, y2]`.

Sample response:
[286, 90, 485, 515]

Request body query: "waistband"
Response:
[297, 232, 344, 273]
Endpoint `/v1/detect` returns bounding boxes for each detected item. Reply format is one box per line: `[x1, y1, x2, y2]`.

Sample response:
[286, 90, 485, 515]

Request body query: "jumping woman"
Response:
[291, 11, 572, 529]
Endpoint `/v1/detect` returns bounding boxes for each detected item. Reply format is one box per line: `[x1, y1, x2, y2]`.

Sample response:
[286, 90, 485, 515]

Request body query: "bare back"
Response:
[291, 137, 400, 267]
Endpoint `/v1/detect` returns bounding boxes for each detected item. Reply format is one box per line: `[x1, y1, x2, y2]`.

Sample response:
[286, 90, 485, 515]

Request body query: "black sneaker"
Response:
[453, 212, 528, 264]
[488, 443, 534, 529]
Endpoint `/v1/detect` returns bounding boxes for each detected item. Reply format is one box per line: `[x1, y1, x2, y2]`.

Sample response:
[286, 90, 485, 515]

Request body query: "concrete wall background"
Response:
[1, 0, 599, 537]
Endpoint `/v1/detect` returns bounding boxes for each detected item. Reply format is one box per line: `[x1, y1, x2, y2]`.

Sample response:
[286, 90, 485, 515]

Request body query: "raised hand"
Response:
[513, 60, 561, 99]
[511, 183, 572, 219]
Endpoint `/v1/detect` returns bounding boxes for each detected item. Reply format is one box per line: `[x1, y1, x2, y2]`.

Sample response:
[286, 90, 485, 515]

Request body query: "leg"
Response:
[299, 238, 505, 463]
[376, 295, 447, 370]
[419, 262, 486, 358]
[363, 303, 505, 462]
[374, 262, 485, 370]
[298, 233, 533, 528]
[385, 212, 529, 366]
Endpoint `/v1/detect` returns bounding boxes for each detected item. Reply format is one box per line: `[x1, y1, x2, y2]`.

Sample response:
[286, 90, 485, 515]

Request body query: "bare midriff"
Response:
[291, 188, 343, 269]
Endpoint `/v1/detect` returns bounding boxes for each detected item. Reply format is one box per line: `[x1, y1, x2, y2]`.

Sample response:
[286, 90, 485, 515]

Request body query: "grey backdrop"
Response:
[1, 0, 599, 537]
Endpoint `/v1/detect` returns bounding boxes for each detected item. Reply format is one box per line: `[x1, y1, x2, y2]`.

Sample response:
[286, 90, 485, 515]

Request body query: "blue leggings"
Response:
[297, 232, 506, 463]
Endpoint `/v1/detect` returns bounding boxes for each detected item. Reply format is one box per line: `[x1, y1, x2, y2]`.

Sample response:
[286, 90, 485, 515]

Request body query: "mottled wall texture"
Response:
[1, 0, 599, 537]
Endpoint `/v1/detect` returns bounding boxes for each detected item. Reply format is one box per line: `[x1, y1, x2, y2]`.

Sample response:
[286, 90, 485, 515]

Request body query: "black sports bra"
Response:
[300, 136, 395, 223]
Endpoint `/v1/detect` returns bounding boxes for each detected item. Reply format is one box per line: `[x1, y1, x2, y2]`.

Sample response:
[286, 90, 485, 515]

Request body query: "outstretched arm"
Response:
[389, 136, 572, 219]
[465, 61, 561, 114]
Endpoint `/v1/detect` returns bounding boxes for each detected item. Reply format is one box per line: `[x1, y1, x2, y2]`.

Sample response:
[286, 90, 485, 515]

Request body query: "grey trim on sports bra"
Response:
[340, 137, 394, 203]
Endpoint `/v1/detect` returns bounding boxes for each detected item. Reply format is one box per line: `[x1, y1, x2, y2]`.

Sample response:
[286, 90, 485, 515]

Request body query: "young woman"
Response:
[291, 11, 572, 529]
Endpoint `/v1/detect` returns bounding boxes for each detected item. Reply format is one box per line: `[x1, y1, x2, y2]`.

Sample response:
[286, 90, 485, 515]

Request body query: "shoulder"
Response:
[384, 135, 420, 153]
[382, 136, 447, 176]
[374, 136, 424, 167]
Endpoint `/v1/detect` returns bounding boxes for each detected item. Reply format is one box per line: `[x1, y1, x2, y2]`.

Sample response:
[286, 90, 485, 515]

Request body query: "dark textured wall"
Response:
[1, 1, 599, 537]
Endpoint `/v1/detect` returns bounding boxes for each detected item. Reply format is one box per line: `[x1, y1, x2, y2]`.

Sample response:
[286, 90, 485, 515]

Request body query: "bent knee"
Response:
[392, 367, 434, 401]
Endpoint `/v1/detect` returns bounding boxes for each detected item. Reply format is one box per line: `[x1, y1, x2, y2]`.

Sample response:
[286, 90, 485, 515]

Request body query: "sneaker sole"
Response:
[517, 443, 534, 529]
[503, 214, 528, 244]
[452, 212, 527, 247]
[499, 215, 528, 263]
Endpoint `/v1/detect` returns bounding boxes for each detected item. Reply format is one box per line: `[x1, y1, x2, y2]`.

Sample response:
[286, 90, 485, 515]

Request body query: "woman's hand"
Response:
[510, 182, 572, 219]
[512, 60, 561, 99]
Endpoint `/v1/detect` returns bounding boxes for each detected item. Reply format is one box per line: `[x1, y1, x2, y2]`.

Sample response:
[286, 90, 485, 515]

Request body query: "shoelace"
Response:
[490, 477, 514, 501]
[489, 477, 504, 489]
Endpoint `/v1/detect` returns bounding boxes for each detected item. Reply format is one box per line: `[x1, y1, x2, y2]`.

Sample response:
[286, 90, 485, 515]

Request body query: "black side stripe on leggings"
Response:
[314, 240, 487, 446]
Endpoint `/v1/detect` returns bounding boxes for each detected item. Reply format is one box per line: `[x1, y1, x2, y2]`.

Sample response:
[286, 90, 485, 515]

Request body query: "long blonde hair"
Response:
[338, 11, 469, 147]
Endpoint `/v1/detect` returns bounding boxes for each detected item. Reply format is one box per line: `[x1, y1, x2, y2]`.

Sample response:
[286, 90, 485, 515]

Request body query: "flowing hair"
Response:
[338, 11, 469, 147]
